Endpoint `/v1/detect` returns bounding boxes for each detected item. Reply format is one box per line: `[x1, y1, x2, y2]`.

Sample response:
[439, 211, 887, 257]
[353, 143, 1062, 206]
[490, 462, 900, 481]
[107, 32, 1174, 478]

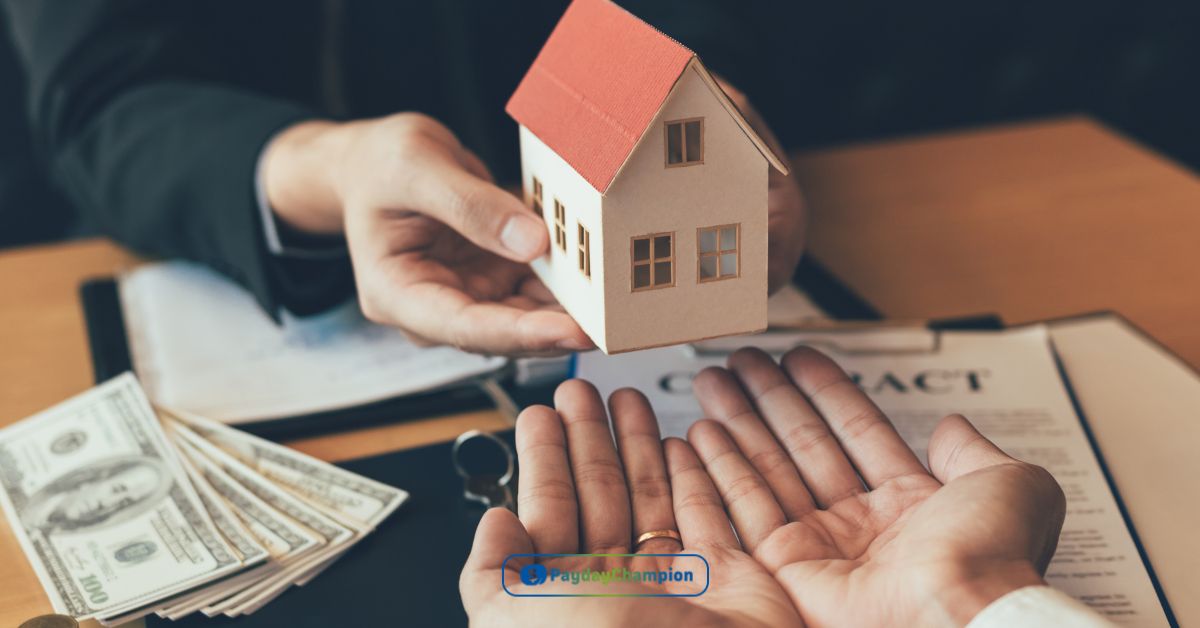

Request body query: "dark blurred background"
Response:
[2, 1, 1197, 251]
[743, 1, 1200, 159]
[0, 10, 72, 248]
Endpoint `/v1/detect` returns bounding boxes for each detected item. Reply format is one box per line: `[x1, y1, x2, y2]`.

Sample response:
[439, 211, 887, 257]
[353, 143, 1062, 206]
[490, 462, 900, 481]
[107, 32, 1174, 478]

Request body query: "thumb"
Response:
[413, 156, 548, 262]
[928, 414, 1066, 572]
[927, 414, 1018, 484]
[460, 508, 535, 609]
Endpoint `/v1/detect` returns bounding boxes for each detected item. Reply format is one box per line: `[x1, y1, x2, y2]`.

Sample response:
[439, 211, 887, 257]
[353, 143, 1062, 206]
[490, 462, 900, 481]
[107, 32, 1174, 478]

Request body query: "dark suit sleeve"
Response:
[2, 0, 354, 317]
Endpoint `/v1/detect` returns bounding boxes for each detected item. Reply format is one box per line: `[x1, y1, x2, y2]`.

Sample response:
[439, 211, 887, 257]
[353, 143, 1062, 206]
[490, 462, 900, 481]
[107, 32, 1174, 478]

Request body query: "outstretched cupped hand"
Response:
[460, 380, 800, 627]
[685, 346, 1067, 627]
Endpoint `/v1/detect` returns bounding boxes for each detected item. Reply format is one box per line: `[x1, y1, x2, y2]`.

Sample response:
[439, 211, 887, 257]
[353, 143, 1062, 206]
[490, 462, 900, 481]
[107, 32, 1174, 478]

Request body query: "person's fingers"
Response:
[498, 295, 546, 311]
[926, 413, 1020, 483]
[365, 277, 593, 354]
[460, 507, 534, 608]
[395, 327, 438, 348]
[411, 156, 547, 262]
[782, 346, 928, 489]
[687, 420, 787, 554]
[555, 380, 633, 554]
[456, 258, 532, 302]
[514, 405, 578, 554]
[662, 438, 739, 550]
[692, 365, 816, 520]
[344, 191, 592, 355]
[928, 414, 1067, 572]
[464, 507, 533, 571]
[518, 275, 558, 304]
[608, 388, 680, 554]
[718, 348, 863, 508]
[446, 302, 592, 354]
[455, 145, 495, 184]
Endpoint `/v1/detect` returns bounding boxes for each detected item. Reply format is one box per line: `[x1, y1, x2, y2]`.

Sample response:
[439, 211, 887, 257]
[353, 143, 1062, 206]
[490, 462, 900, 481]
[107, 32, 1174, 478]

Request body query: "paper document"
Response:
[577, 326, 1170, 626]
[119, 262, 506, 423]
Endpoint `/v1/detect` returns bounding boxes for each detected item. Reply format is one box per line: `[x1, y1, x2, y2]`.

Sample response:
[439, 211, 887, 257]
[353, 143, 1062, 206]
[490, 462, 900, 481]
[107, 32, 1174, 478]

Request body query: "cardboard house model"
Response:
[506, 0, 788, 354]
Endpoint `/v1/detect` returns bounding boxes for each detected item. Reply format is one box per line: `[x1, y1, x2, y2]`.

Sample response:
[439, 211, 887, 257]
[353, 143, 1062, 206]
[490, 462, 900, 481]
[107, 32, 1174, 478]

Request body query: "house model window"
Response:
[553, 200, 567, 251]
[665, 118, 703, 166]
[577, 222, 592, 278]
[631, 232, 674, 291]
[531, 176, 544, 217]
[698, 224, 739, 281]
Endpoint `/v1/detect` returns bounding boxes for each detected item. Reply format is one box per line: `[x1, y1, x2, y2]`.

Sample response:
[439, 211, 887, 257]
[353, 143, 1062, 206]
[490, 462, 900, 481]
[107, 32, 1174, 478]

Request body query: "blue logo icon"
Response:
[520, 563, 548, 586]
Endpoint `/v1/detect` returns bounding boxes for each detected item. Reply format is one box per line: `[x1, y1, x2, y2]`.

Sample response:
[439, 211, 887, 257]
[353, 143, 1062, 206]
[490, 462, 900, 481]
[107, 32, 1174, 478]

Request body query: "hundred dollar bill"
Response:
[166, 421, 360, 615]
[176, 445, 269, 568]
[161, 405, 407, 528]
[154, 434, 321, 619]
[200, 509, 365, 616]
[0, 373, 242, 619]
[143, 441, 284, 620]
[169, 432, 321, 565]
[95, 444, 279, 626]
[217, 531, 365, 616]
[162, 409, 411, 616]
[141, 564, 276, 624]
[167, 421, 353, 550]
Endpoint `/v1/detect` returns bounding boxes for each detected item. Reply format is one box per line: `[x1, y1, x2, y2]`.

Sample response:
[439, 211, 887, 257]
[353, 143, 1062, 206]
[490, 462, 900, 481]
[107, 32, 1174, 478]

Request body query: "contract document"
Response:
[577, 324, 1173, 627]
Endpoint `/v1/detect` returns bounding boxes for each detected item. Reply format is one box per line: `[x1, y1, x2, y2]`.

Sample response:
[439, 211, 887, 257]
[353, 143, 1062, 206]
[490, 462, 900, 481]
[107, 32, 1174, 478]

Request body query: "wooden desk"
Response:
[798, 115, 1200, 369]
[0, 115, 1195, 625]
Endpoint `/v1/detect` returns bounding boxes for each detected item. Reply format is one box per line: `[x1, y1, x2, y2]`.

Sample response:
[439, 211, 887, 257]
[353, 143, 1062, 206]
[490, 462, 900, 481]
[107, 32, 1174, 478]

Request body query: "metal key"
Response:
[463, 474, 515, 511]
[453, 430, 516, 512]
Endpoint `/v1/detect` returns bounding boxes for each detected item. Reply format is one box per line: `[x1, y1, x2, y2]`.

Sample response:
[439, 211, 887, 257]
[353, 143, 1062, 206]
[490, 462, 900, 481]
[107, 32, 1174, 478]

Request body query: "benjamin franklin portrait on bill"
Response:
[22, 455, 172, 534]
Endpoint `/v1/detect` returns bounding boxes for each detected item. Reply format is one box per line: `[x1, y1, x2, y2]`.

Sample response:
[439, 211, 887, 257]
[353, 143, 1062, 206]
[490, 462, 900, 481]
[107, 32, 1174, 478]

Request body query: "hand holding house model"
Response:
[507, 0, 790, 354]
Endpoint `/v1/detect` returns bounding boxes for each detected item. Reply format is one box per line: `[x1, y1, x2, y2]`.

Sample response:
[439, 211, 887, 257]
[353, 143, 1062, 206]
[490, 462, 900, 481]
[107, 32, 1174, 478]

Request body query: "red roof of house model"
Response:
[506, 0, 696, 193]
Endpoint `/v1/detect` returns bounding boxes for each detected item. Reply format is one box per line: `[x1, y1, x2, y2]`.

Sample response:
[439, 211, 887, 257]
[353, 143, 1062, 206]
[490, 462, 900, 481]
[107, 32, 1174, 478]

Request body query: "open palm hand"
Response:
[686, 347, 1067, 627]
[460, 381, 799, 627]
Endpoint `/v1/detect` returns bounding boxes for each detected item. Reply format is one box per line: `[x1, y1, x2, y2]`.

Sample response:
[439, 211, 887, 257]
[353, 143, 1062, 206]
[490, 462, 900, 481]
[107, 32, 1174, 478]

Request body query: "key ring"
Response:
[451, 430, 515, 486]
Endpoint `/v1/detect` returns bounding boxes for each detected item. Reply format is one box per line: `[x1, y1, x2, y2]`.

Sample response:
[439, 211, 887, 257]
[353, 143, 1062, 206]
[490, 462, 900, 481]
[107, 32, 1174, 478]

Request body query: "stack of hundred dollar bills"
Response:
[0, 373, 408, 624]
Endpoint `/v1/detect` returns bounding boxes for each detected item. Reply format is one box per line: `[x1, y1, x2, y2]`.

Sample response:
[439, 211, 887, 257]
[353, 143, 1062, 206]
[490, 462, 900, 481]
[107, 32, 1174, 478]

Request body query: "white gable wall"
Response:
[601, 61, 769, 352]
[518, 125, 608, 352]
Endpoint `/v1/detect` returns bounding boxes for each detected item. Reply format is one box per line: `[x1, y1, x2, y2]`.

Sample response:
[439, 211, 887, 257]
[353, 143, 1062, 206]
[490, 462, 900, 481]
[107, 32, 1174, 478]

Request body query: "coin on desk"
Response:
[19, 615, 79, 628]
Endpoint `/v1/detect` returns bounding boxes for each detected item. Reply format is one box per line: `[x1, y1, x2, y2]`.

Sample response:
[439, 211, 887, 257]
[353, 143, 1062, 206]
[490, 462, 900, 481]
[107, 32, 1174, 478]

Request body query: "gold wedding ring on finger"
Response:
[635, 529, 683, 551]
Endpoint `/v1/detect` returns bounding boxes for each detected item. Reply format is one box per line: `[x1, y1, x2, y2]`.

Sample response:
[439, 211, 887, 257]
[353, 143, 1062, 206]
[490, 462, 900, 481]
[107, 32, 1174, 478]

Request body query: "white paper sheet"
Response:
[119, 262, 506, 423]
[576, 326, 1170, 626]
